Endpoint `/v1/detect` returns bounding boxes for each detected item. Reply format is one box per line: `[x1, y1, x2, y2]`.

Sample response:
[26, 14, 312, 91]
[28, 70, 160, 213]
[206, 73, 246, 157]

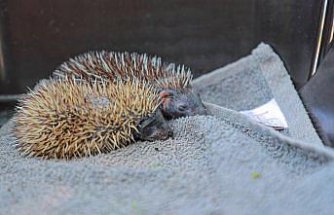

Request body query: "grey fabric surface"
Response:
[1, 105, 334, 215]
[1, 43, 334, 215]
[193, 43, 323, 146]
[194, 58, 273, 111]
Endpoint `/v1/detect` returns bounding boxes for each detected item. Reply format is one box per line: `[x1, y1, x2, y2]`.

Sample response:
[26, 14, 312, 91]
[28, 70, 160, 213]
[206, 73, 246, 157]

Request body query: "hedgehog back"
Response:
[14, 79, 160, 159]
[53, 51, 193, 90]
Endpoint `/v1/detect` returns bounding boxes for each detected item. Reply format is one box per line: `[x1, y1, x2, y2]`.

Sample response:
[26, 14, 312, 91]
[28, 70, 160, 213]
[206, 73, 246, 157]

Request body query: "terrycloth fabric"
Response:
[1, 43, 334, 215]
[193, 43, 323, 146]
[1, 105, 334, 215]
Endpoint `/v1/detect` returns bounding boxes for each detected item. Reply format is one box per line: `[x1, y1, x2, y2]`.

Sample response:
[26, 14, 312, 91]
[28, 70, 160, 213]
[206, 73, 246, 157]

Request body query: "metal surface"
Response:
[0, 0, 325, 94]
[311, 0, 328, 77]
[318, 0, 334, 62]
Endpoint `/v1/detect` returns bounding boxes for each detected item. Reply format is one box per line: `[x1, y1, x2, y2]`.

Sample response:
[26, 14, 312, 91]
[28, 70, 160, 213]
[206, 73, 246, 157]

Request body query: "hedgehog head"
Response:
[14, 78, 172, 159]
[159, 88, 207, 120]
[155, 65, 207, 119]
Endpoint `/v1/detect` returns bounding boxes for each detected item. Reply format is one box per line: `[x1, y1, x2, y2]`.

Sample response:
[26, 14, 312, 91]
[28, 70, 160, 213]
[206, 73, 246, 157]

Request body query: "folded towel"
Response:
[1, 43, 333, 215]
[193, 43, 323, 146]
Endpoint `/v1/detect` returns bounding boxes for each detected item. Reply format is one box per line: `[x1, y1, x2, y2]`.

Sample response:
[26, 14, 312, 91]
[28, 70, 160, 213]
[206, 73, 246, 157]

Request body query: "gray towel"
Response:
[1, 43, 334, 215]
[193, 43, 322, 146]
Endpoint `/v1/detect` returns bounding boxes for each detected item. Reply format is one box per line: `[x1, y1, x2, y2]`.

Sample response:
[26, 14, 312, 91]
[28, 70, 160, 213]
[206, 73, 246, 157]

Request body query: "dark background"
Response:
[0, 0, 324, 94]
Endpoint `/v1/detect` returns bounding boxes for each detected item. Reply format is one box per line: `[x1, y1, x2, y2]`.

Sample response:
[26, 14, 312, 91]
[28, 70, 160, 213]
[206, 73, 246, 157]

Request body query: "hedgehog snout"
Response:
[188, 92, 208, 116]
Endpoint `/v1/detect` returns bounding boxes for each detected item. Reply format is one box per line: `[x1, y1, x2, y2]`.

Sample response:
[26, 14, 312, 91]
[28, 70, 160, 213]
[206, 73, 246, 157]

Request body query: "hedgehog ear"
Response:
[160, 89, 175, 98]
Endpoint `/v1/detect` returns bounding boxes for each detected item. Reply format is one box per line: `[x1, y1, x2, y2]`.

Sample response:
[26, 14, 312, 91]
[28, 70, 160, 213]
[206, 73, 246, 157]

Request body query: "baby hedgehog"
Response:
[53, 51, 207, 119]
[14, 78, 172, 159]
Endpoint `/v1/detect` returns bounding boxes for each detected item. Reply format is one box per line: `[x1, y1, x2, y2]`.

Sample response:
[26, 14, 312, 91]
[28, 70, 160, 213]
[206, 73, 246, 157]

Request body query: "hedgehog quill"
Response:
[53, 51, 207, 119]
[14, 78, 172, 159]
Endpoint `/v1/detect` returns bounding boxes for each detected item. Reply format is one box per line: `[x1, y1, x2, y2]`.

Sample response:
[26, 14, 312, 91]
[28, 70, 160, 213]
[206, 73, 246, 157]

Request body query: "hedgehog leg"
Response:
[136, 110, 173, 141]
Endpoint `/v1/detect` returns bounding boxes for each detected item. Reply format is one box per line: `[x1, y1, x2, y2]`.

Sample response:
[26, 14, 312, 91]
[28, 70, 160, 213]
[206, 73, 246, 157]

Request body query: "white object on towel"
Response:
[240, 99, 288, 130]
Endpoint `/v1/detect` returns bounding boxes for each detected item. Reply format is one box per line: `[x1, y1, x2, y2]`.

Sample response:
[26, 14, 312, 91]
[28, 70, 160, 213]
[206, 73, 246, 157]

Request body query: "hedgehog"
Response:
[53, 51, 207, 119]
[14, 78, 173, 159]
